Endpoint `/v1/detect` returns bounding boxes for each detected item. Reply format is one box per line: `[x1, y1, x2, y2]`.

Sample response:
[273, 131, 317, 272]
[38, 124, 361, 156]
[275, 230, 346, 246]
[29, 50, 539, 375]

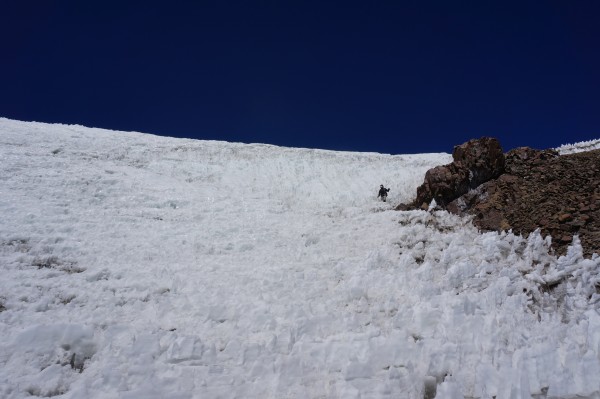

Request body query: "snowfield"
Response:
[1, 118, 600, 399]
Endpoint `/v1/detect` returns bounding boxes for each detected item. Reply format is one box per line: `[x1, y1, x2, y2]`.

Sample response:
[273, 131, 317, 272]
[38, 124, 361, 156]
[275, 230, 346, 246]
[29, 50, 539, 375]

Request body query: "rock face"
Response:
[413, 137, 505, 208]
[400, 138, 600, 257]
[447, 147, 600, 257]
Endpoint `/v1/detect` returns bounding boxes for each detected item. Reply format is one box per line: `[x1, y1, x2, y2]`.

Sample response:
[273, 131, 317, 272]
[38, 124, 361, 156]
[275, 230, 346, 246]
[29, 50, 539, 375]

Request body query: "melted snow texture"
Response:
[1, 118, 600, 399]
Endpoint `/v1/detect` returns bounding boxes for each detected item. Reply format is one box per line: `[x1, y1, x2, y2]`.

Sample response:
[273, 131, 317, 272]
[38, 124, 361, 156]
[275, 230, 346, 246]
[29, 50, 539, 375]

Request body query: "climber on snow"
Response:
[378, 185, 390, 202]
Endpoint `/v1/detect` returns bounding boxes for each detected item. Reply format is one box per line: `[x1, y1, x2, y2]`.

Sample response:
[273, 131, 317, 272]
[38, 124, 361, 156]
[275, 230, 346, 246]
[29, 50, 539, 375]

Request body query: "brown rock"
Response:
[558, 235, 573, 243]
[452, 137, 505, 180]
[560, 223, 577, 232]
[413, 137, 505, 207]
[569, 220, 586, 228]
[558, 213, 573, 223]
[401, 138, 600, 257]
[395, 203, 413, 211]
[436, 146, 600, 256]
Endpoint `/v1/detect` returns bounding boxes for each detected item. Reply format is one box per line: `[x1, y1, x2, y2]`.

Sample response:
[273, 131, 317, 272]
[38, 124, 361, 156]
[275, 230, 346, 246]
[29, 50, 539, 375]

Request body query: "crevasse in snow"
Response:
[1, 118, 599, 398]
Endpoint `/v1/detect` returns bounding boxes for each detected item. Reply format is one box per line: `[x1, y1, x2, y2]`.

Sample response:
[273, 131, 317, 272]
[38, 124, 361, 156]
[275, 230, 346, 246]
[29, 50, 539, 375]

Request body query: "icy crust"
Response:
[391, 212, 600, 398]
[556, 138, 600, 155]
[1, 118, 600, 398]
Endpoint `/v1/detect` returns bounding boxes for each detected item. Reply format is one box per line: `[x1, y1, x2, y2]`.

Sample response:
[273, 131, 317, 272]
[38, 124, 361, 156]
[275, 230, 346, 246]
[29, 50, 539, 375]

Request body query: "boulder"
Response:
[447, 147, 600, 257]
[399, 137, 600, 257]
[413, 137, 505, 207]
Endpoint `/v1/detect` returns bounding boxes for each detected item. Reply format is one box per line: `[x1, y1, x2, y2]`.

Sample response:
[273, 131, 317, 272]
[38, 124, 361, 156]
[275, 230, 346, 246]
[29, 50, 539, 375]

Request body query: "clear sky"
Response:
[3, 1, 599, 154]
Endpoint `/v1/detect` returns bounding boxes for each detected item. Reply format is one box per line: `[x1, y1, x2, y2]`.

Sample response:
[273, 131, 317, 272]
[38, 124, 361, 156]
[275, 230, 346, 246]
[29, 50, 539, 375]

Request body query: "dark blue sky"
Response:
[3, 1, 599, 154]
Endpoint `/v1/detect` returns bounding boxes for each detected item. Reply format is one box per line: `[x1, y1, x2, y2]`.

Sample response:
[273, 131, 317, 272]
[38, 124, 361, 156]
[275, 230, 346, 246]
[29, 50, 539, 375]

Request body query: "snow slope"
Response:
[1, 118, 600, 399]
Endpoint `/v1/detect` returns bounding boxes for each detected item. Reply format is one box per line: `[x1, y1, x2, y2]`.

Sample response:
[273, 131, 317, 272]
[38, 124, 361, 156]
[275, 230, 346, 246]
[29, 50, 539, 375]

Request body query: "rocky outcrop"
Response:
[411, 137, 505, 209]
[399, 137, 600, 257]
[447, 147, 600, 257]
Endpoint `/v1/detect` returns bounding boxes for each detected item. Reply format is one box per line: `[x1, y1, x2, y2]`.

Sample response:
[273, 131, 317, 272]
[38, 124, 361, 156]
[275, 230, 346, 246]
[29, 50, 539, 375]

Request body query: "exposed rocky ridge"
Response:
[398, 138, 600, 257]
[413, 137, 505, 207]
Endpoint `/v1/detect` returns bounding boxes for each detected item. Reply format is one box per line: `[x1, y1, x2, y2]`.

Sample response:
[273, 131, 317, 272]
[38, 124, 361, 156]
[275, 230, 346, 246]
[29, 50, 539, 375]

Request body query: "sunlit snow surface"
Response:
[1, 118, 600, 399]
[557, 138, 600, 155]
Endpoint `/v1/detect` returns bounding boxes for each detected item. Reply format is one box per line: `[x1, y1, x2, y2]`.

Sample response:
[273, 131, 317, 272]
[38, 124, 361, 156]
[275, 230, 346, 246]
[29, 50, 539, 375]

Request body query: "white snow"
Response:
[1, 118, 600, 398]
[556, 138, 600, 154]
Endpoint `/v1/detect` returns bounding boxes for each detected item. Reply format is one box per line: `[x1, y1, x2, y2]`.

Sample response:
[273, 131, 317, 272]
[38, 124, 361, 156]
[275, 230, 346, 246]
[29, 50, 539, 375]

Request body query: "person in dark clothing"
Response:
[378, 185, 390, 202]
